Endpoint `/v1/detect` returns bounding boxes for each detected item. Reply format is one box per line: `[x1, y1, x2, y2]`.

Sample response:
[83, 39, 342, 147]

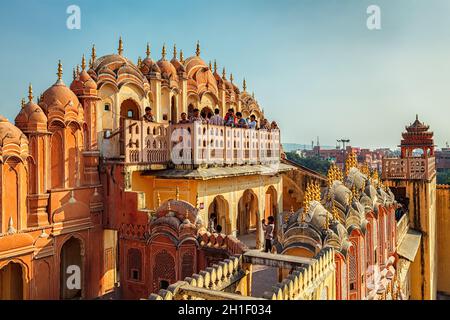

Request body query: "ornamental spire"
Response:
[243, 78, 247, 92]
[179, 49, 184, 63]
[73, 68, 76, 80]
[81, 54, 86, 70]
[28, 83, 33, 102]
[209, 61, 212, 70]
[161, 43, 166, 60]
[230, 73, 234, 83]
[118, 36, 123, 55]
[214, 60, 217, 73]
[146, 43, 151, 58]
[57, 60, 63, 81]
[173, 44, 177, 60]
[91, 44, 96, 64]
[196, 40, 200, 56]
[222, 67, 226, 79]
[21, 98, 25, 108]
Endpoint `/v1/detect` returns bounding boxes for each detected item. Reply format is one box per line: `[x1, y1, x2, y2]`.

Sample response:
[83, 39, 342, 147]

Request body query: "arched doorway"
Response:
[170, 96, 177, 124]
[120, 99, 140, 155]
[265, 186, 278, 238]
[0, 262, 24, 300]
[60, 237, 83, 300]
[208, 196, 230, 234]
[237, 190, 259, 249]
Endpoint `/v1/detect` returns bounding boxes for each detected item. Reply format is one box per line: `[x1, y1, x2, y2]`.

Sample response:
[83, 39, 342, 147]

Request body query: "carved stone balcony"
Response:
[382, 156, 436, 181]
[110, 120, 281, 168]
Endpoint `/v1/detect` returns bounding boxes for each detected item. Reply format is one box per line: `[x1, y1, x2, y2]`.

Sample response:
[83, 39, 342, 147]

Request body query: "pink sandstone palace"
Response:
[0, 39, 448, 300]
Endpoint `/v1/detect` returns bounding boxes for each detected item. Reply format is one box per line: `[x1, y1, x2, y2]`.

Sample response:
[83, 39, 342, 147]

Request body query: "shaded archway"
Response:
[0, 262, 24, 300]
[237, 189, 259, 249]
[120, 98, 140, 155]
[208, 196, 230, 234]
[60, 237, 84, 300]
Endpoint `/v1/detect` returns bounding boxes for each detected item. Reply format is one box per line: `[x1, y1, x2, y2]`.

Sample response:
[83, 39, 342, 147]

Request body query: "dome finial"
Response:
[137, 56, 142, 68]
[196, 40, 200, 56]
[28, 83, 33, 102]
[76, 64, 80, 77]
[73, 68, 76, 80]
[208, 61, 212, 70]
[252, 91, 255, 99]
[214, 60, 217, 73]
[81, 54, 86, 70]
[91, 44, 96, 64]
[243, 78, 247, 92]
[416, 114, 419, 121]
[57, 60, 63, 81]
[179, 49, 184, 63]
[146, 42, 151, 58]
[21, 98, 25, 108]
[118, 36, 123, 55]
[162, 43, 166, 60]
[222, 67, 226, 79]
[230, 73, 234, 83]
[173, 44, 177, 60]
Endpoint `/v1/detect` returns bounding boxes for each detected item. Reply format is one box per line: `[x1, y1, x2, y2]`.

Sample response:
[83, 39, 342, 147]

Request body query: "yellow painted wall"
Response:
[437, 185, 450, 295]
[386, 178, 437, 300]
[131, 172, 282, 238]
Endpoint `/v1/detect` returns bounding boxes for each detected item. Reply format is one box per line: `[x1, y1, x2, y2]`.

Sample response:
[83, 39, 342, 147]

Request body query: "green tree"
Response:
[286, 151, 331, 176]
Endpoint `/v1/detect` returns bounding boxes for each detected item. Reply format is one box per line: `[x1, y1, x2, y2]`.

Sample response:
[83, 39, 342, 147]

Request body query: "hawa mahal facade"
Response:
[0, 39, 449, 300]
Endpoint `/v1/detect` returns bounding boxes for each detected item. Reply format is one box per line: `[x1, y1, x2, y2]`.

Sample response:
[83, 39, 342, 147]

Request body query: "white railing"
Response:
[122, 120, 281, 167]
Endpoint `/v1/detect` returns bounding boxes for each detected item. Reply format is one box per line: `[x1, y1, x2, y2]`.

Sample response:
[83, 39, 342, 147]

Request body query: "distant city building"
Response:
[299, 144, 393, 172]
[436, 147, 450, 171]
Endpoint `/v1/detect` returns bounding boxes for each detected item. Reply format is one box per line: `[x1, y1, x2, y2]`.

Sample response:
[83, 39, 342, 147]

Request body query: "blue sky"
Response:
[0, 0, 449, 149]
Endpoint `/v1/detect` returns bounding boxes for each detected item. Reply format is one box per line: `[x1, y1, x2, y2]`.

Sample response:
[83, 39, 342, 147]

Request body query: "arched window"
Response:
[51, 131, 64, 189]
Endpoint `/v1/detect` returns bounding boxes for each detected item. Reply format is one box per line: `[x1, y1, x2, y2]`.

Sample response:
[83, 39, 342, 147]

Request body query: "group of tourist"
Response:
[141, 106, 279, 131]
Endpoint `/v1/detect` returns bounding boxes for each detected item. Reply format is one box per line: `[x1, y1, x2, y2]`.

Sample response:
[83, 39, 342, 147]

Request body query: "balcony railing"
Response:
[382, 156, 436, 180]
[120, 119, 281, 167]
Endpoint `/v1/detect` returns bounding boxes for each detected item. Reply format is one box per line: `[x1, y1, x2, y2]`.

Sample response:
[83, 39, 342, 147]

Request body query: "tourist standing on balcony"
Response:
[262, 216, 275, 253]
[190, 108, 206, 124]
[142, 107, 155, 122]
[178, 112, 190, 124]
[271, 121, 279, 130]
[248, 115, 257, 129]
[209, 108, 224, 126]
[260, 119, 271, 130]
[236, 112, 248, 128]
[224, 108, 237, 127]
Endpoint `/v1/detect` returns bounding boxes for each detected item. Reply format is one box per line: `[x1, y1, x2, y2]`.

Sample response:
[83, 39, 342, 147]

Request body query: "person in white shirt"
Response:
[209, 108, 224, 126]
[248, 115, 257, 129]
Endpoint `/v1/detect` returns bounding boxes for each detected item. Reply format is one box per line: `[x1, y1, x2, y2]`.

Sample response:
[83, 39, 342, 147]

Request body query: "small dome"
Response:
[157, 59, 179, 81]
[141, 57, 161, 74]
[15, 100, 47, 132]
[70, 70, 97, 96]
[0, 115, 29, 158]
[41, 79, 81, 119]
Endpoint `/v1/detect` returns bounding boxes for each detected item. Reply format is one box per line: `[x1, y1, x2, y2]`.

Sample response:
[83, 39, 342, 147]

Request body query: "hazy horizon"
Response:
[0, 0, 449, 149]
